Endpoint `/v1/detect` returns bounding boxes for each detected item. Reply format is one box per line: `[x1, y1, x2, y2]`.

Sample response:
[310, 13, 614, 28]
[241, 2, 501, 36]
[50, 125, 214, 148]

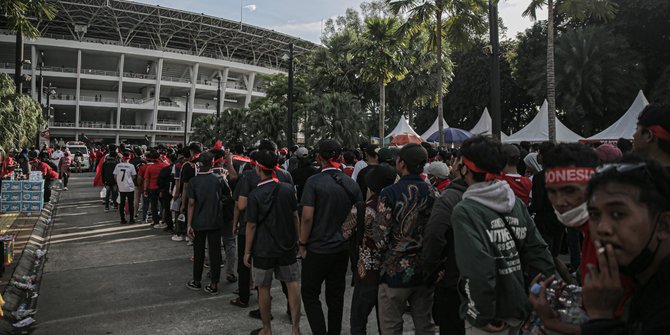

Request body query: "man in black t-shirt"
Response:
[290, 147, 318, 201]
[180, 142, 202, 245]
[186, 152, 231, 294]
[356, 144, 380, 197]
[230, 142, 294, 315]
[244, 149, 301, 335]
[299, 139, 363, 335]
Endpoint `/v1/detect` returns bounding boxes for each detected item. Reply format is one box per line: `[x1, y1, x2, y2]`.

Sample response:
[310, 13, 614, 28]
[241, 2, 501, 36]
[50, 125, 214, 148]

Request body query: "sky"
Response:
[136, 0, 547, 44]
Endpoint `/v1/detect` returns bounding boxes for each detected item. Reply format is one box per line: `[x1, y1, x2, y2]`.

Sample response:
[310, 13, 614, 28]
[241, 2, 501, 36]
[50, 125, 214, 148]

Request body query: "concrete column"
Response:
[187, 63, 199, 143]
[116, 54, 124, 131]
[153, 58, 163, 131]
[30, 46, 36, 100]
[115, 133, 120, 145]
[244, 72, 255, 108]
[75, 49, 82, 128]
[219, 68, 229, 112]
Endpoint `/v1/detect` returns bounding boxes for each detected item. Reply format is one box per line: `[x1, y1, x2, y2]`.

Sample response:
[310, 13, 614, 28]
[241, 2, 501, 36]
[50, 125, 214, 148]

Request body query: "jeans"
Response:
[160, 192, 173, 230]
[350, 282, 380, 335]
[433, 285, 464, 335]
[61, 173, 69, 188]
[142, 193, 150, 221]
[222, 235, 236, 276]
[147, 189, 160, 224]
[133, 188, 142, 218]
[118, 191, 134, 223]
[301, 250, 349, 335]
[104, 184, 118, 209]
[378, 283, 435, 335]
[237, 233, 251, 303]
[193, 229, 222, 283]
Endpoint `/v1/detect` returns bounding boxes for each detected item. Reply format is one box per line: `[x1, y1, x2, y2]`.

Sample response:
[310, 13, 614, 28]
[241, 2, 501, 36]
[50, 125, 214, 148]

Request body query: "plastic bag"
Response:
[99, 187, 106, 199]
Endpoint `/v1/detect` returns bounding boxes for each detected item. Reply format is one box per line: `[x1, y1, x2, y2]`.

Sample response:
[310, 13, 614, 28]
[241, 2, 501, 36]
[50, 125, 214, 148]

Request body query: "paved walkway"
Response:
[32, 173, 414, 334]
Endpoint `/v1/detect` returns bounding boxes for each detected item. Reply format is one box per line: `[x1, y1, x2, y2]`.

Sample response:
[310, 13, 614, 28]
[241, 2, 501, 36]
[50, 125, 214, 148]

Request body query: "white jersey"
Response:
[113, 162, 137, 192]
[351, 160, 368, 180]
[51, 150, 64, 170]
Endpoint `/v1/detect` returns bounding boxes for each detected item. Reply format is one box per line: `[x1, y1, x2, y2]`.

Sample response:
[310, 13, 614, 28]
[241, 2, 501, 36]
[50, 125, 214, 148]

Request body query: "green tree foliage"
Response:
[304, 93, 367, 148]
[1, 0, 57, 38]
[0, 73, 42, 149]
[192, 108, 251, 147]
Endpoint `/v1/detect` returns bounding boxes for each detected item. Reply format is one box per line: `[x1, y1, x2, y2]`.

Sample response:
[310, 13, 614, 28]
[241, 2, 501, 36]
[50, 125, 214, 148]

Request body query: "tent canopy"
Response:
[588, 90, 649, 141]
[504, 100, 583, 143]
[420, 116, 450, 141]
[469, 108, 508, 139]
[386, 115, 420, 138]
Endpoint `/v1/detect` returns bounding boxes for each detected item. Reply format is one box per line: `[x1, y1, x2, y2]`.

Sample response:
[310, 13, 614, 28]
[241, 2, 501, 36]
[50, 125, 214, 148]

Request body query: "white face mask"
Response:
[554, 202, 589, 228]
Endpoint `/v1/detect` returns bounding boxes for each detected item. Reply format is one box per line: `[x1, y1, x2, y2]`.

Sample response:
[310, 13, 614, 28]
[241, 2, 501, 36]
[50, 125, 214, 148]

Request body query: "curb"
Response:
[0, 188, 62, 333]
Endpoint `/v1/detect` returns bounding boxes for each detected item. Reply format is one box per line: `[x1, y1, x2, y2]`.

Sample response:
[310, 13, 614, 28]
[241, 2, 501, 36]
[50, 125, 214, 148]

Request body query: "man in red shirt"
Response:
[28, 151, 58, 202]
[500, 144, 533, 206]
[143, 150, 169, 227]
[2, 150, 17, 178]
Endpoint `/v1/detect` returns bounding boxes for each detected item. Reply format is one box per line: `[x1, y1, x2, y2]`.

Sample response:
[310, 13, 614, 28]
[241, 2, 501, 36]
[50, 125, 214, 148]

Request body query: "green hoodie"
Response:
[452, 180, 555, 328]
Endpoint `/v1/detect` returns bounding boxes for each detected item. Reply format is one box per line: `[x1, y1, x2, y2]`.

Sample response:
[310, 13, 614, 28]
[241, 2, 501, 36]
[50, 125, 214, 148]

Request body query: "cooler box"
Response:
[20, 201, 43, 213]
[21, 180, 44, 191]
[21, 191, 43, 202]
[0, 202, 21, 212]
[1, 191, 22, 202]
[1, 181, 22, 192]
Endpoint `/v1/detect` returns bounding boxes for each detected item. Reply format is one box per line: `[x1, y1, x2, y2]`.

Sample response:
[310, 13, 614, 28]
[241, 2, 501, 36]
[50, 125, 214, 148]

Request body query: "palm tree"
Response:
[305, 92, 367, 148]
[388, 0, 487, 147]
[523, 0, 617, 142]
[358, 17, 407, 147]
[2, 0, 57, 89]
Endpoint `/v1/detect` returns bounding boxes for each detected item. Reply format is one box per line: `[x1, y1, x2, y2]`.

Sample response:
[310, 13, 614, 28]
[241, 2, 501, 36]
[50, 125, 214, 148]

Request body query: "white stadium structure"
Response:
[0, 0, 313, 145]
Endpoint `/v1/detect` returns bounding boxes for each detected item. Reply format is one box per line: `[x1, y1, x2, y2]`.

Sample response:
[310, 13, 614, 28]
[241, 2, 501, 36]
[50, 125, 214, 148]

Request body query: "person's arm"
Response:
[372, 190, 393, 253]
[187, 198, 195, 238]
[232, 201, 240, 235]
[244, 222, 256, 267]
[299, 206, 314, 258]
[225, 150, 238, 181]
[422, 191, 456, 283]
[451, 204, 498, 328]
[293, 210, 300, 242]
[181, 182, 189, 213]
[237, 196, 248, 211]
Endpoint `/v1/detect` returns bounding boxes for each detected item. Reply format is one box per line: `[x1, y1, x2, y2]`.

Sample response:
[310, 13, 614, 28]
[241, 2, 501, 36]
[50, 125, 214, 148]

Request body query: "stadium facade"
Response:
[0, 0, 312, 145]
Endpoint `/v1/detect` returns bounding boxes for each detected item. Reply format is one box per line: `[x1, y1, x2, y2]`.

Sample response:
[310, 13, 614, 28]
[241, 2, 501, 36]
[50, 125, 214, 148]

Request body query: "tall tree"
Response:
[523, 0, 617, 141]
[388, 0, 487, 146]
[357, 17, 407, 145]
[304, 92, 367, 148]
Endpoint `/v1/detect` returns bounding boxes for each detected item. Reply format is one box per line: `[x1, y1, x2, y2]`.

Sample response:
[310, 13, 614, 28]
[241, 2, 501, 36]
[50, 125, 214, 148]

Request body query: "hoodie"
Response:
[452, 180, 554, 328]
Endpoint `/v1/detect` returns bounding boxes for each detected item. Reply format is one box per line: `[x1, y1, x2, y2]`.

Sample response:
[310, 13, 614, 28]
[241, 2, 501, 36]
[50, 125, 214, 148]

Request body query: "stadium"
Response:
[0, 0, 313, 145]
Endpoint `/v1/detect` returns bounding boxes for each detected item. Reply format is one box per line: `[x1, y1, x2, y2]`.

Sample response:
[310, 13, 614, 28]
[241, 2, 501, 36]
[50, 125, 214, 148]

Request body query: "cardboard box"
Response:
[1, 181, 22, 192]
[21, 180, 44, 191]
[20, 201, 43, 213]
[1, 191, 22, 202]
[0, 202, 21, 212]
[21, 191, 43, 202]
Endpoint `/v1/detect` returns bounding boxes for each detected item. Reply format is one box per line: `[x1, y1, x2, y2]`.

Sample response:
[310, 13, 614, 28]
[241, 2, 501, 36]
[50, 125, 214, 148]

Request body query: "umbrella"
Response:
[390, 133, 423, 146]
[426, 128, 474, 143]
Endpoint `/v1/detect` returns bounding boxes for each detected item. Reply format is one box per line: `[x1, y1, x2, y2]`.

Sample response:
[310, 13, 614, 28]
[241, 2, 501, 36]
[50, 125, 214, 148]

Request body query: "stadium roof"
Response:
[5, 0, 316, 70]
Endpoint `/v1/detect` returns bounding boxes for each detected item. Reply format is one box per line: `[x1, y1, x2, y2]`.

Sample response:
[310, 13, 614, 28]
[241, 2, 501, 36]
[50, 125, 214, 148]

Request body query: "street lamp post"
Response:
[184, 92, 190, 147]
[283, 43, 295, 149]
[489, 0, 502, 140]
[38, 51, 44, 105]
[216, 76, 222, 118]
[45, 83, 55, 119]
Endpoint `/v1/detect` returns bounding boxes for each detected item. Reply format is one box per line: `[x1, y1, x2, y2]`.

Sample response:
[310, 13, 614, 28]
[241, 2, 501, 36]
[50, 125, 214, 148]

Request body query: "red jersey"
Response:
[144, 161, 168, 190]
[500, 174, 532, 206]
[2, 156, 14, 177]
[31, 161, 58, 180]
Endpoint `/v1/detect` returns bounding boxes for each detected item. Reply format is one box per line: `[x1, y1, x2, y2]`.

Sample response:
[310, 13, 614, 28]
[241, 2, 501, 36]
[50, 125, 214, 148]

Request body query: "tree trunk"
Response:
[14, 28, 23, 93]
[547, 0, 557, 142]
[436, 8, 445, 147]
[380, 80, 386, 147]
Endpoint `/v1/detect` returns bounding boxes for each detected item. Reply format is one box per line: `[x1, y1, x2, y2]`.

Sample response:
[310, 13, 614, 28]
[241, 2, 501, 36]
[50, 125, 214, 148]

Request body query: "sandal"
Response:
[226, 273, 238, 283]
[250, 328, 263, 335]
[230, 297, 249, 308]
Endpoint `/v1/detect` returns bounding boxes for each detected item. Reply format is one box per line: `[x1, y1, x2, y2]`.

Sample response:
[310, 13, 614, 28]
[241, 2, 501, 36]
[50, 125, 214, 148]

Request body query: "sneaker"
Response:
[63, 187, 68, 191]
[104, 207, 109, 212]
[185, 236, 191, 242]
[187, 240, 193, 246]
[146, 218, 153, 224]
[186, 280, 202, 291]
[153, 223, 168, 229]
[204, 285, 218, 295]
[171, 234, 185, 242]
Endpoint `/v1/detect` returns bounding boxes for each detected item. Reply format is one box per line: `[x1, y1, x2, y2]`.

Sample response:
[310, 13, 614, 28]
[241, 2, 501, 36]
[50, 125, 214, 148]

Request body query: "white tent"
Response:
[420, 116, 449, 141]
[588, 90, 649, 141]
[504, 100, 584, 143]
[469, 108, 509, 139]
[386, 115, 420, 138]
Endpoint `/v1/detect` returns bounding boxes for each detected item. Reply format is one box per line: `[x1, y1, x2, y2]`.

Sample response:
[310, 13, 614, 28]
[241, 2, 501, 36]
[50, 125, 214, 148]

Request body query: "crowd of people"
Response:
[3, 104, 670, 335]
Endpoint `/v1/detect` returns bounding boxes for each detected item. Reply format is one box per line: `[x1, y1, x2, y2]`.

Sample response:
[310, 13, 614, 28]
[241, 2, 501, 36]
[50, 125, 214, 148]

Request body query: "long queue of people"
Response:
[78, 103, 670, 335]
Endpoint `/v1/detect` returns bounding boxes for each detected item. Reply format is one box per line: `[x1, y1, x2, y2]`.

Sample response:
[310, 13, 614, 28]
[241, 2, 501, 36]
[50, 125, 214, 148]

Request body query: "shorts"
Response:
[253, 255, 300, 288]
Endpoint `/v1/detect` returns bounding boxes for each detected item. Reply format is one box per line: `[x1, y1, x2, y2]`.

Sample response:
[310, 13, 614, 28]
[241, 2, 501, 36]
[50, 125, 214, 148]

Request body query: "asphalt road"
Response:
[31, 173, 419, 335]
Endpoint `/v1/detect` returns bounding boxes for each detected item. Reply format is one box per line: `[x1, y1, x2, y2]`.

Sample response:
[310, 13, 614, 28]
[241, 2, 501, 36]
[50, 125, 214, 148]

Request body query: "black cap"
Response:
[318, 139, 342, 160]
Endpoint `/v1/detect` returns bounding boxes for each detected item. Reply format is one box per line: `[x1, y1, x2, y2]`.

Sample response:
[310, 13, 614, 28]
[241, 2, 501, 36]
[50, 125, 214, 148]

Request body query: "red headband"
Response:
[327, 158, 342, 170]
[545, 167, 594, 185]
[647, 125, 670, 142]
[462, 157, 487, 174]
[255, 162, 280, 182]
